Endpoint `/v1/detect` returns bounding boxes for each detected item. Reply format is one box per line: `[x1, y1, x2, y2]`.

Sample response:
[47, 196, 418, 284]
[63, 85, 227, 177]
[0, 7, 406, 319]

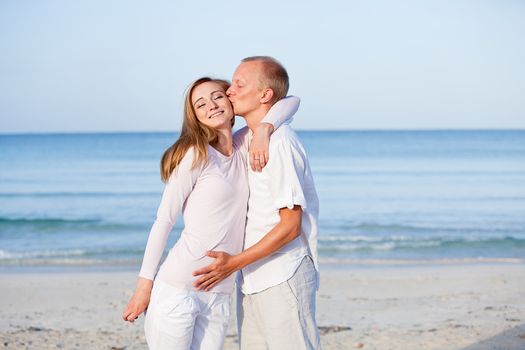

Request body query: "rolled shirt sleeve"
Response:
[268, 137, 308, 211]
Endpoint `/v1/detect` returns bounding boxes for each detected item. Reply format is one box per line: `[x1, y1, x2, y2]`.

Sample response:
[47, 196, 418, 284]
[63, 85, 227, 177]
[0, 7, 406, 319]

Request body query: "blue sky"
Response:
[1, 0, 524, 133]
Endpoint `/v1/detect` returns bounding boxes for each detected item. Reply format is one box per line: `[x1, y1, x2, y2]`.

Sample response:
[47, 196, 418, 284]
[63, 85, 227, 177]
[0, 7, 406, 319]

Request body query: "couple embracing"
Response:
[123, 56, 320, 350]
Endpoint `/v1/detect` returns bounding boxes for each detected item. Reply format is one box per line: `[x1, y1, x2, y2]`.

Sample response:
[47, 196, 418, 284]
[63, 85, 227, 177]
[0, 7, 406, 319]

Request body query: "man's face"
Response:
[226, 61, 263, 117]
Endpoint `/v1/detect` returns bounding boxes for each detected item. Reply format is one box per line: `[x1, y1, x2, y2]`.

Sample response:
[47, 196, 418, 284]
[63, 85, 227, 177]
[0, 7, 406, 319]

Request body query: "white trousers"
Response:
[237, 256, 322, 350]
[144, 279, 231, 350]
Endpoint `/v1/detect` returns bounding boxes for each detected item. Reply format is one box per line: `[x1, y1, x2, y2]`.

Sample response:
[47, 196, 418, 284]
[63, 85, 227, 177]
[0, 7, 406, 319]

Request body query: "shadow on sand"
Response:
[459, 323, 525, 350]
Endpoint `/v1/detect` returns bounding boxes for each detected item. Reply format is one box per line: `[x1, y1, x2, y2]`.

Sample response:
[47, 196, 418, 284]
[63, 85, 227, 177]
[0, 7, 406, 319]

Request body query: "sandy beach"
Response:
[1, 263, 524, 350]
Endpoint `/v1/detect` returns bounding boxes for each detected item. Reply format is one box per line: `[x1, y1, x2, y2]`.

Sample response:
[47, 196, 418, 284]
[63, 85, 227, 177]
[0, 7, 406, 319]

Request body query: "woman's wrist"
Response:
[136, 277, 153, 291]
[255, 122, 274, 135]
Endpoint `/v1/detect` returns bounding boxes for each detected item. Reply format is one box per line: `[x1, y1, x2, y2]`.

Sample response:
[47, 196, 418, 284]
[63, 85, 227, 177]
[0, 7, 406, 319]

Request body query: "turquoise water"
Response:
[1, 130, 524, 266]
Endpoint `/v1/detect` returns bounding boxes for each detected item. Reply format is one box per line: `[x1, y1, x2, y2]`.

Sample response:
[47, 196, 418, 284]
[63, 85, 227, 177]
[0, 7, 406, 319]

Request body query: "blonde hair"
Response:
[241, 56, 289, 103]
[160, 77, 232, 182]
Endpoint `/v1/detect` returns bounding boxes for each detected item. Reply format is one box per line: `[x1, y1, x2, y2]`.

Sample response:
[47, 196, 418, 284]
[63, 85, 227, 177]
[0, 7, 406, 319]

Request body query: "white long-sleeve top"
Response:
[138, 96, 300, 294]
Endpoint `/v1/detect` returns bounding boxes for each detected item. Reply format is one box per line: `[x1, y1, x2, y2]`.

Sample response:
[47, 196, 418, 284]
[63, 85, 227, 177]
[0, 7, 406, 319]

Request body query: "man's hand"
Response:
[249, 123, 274, 172]
[122, 277, 153, 323]
[192, 251, 241, 292]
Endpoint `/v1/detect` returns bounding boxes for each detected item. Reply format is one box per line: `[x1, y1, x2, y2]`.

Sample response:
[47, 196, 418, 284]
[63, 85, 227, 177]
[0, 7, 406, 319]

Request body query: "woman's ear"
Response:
[259, 88, 274, 104]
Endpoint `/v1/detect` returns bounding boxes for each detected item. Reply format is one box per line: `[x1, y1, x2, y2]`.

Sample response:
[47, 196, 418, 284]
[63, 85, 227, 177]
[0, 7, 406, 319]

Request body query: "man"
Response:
[193, 56, 321, 349]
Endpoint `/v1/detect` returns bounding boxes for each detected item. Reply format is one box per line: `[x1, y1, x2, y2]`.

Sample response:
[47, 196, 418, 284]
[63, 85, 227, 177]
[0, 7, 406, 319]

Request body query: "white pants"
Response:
[237, 256, 321, 350]
[144, 279, 231, 350]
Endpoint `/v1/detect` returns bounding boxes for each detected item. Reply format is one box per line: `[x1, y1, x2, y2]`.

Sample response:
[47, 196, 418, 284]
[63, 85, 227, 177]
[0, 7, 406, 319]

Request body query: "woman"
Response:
[122, 77, 299, 349]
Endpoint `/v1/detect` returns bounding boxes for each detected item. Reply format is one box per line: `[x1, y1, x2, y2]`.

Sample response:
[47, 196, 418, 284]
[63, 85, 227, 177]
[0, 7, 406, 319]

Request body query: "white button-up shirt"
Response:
[240, 124, 319, 294]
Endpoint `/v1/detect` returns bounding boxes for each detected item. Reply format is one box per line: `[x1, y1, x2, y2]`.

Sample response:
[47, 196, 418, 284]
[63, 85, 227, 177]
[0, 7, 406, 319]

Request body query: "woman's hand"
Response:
[249, 123, 274, 172]
[122, 277, 153, 323]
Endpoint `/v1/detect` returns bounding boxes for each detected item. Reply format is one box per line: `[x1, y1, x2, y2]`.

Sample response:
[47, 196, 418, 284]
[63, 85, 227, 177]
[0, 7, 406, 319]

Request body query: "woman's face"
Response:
[191, 81, 234, 130]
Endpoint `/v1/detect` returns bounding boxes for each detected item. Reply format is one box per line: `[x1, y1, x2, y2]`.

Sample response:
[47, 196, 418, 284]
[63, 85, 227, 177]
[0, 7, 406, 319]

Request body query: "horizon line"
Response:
[1, 127, 525, 136]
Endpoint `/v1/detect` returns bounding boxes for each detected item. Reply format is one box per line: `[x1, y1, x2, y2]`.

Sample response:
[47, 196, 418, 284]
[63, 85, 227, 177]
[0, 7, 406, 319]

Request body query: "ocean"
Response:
[1, 130, 524, 267]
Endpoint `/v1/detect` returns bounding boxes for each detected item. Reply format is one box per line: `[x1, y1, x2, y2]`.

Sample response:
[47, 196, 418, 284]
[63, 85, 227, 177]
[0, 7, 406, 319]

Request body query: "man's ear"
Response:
[259, 88, 274, 104]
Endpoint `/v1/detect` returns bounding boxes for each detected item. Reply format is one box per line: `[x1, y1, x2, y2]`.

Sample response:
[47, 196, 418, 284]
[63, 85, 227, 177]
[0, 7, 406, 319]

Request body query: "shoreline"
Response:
[1, 257, 523, 274]
[1, 263, 524, 349]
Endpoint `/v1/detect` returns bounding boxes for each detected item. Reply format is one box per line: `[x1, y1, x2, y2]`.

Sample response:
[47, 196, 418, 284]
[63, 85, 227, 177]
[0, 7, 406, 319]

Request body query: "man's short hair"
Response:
[241, 56, 289, 103]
